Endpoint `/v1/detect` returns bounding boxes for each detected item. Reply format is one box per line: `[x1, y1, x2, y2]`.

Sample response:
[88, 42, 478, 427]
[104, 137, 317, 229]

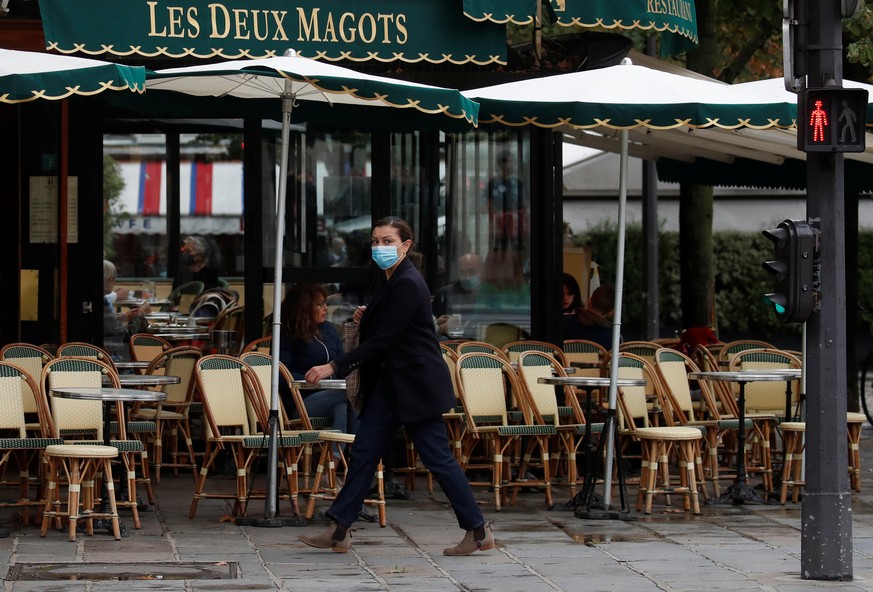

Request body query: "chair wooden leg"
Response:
[847, 419, 863, 492]
[189, 443, 218, 519]
[779, 425, 805, 504]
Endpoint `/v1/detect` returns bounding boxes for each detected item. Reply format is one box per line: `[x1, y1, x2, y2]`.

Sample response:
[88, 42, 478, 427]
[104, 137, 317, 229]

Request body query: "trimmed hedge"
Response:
[574, 222, 873, 340]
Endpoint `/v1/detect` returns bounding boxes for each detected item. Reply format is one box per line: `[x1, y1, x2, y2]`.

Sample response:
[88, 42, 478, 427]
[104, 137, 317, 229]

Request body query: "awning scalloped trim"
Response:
[0, 80, 145, 104]
[273, 72, 478, 124]
[553, 18, 698, 44]
[477, 115, 796, 131]
[46, 42, 506, 66]
[462, 11, 535, 25]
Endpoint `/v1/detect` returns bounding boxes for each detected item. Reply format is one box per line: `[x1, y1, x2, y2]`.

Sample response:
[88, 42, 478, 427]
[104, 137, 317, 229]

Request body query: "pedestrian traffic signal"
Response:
[762, 219, 817, 323]
[799, 87, 868, 153]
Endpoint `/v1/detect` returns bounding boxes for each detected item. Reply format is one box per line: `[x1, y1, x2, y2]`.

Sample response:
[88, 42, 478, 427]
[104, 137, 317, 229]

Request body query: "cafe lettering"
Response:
[39, 0, 505, 64]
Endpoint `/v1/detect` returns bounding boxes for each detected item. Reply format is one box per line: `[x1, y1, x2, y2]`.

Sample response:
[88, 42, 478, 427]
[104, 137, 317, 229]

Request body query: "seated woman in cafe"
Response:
[103, 259, 150, 362]
[278, 283, 358, 440]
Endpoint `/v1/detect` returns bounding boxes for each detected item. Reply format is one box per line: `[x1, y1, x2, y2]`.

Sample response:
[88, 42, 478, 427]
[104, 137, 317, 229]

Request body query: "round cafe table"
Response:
[114, 360, 151, 371]
[114, 374, 181, 388]
[688, 369, 802, 505]
[292, 379, 346, 391]
[49, 386, 167, 536]
[538, 375, 645, 515]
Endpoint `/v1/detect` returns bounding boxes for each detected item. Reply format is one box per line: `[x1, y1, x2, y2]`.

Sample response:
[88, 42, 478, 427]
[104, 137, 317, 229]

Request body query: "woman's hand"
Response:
[352, 305, 366, 323]
[305, 363, 335, 386]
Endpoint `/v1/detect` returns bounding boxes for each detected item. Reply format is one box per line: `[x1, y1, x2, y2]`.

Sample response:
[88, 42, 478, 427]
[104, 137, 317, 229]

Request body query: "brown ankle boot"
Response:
[443, 524, 495, 556]
[298, 523, 351, 553]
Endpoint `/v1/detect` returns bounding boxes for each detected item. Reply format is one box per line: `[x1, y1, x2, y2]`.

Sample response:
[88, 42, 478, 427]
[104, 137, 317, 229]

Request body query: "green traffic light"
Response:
[763, 294, 786, 315]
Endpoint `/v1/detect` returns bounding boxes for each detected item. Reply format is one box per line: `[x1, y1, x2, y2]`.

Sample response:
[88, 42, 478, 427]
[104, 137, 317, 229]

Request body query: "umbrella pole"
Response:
[241, 81, 298, 527]
[601, 128, 629, 513]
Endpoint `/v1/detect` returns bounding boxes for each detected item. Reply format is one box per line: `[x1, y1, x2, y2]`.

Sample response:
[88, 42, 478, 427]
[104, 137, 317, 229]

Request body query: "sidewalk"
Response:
[1, 427, 872, 591]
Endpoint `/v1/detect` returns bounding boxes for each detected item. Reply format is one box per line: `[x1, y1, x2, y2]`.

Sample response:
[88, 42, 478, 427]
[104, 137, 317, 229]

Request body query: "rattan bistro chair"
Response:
[129, 334, 172, 366]
[130, 346, 201, 482]
[191, 355, 302, 520]
[39, 357, 152, 526]
[516, 351, 591, 498]
[1, 343, 55, 434]
[455, 352, 556, 511]
[615, 354, 706, 514]
[503, 340, 567, 366]
[0, 362, 63, 525]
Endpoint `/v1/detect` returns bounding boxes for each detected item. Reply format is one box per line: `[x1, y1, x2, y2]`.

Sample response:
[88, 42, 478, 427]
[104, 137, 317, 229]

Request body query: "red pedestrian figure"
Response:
[810, 99, 828, 142]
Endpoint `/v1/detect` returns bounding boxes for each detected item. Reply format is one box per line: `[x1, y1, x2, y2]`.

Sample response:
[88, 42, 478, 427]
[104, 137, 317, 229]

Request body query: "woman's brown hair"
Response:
[373, 216, 414, 245]
[281, 283, 328, 342]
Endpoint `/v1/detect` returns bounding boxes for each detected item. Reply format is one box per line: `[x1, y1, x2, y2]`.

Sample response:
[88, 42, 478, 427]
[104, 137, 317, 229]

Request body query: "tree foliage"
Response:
[572, 222, 820, 341]
[102, 154, 127, 260]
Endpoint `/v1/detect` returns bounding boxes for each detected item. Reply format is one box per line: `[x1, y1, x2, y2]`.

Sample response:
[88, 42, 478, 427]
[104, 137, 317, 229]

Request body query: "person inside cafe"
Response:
[567, 284, 619, 350]
[432, 252, 483, 339]
[279, 282, 358, 442]
[174, 235, 221, 291]
[473, 248, 530, 316]
[103, 259, 150, 362]
[561, 272, 588, 340]
[299, 216, 493, 555]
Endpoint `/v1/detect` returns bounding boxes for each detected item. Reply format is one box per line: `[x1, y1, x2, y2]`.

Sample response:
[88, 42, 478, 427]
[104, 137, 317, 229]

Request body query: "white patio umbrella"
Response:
[1, 49, 146, 342]
[464, 58, 797, 514]
[148, 50, 478, 526]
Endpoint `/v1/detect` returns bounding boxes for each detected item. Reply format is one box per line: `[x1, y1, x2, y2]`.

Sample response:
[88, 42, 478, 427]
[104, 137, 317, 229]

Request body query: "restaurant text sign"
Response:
[38, 0, 507, 64]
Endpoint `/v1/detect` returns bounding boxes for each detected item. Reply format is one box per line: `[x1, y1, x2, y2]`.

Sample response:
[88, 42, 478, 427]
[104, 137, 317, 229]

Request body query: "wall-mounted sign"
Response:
[38, 0, 507, 65]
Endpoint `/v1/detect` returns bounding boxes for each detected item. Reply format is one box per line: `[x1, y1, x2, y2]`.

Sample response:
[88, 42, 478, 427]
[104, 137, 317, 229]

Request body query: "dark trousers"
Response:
[326, 382, 484, 531]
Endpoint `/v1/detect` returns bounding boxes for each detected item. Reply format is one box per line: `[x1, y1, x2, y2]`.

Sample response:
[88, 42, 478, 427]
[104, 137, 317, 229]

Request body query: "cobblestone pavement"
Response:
[1, 425, 872, 591]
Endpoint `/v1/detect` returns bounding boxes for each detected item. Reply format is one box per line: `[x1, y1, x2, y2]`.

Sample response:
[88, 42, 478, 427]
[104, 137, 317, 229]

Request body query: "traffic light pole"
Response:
[802, 0, 852, 580]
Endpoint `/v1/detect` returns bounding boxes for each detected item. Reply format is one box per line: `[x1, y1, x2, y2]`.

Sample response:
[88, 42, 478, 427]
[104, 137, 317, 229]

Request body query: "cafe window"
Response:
[440, 130, 532, 345]
[103, 132, 244, 288]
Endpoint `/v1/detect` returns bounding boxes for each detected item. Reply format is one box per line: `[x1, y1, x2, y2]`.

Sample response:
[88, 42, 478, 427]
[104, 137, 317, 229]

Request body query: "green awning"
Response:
[463, 0, 697, 56]
[0, 49, 146, 103]
[38, 0, 507, 65]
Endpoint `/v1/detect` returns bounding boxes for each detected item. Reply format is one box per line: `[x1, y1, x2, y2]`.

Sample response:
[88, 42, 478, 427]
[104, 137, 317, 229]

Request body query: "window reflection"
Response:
[439, 131, 531, 345]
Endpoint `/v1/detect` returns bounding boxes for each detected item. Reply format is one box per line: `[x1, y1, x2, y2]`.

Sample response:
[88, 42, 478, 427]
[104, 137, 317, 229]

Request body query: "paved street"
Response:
[1, 426, 872, 591]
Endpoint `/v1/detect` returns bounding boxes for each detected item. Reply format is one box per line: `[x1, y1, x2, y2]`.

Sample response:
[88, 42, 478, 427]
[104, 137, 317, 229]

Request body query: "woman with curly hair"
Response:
[279, 283, 357, 437]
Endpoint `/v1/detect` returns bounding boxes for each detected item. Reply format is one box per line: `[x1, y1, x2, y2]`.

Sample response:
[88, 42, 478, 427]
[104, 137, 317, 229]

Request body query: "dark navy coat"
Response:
[331, 257, 454, 423]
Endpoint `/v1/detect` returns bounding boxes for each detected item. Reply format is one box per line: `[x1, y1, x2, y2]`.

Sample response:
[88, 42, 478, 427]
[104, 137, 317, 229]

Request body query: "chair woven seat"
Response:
[780, 422, 805, 431]
[574, 422, 604, 435]
[241, 435, 303, 448]
[316, 431, 355, 444]
[45, 444, 118, 458]
[309, 417, 334, 429]
[715, 418, 754, 430]
[496, 424, 557, 436]
[110, 420, 157, 433]
[0, 437, 63, 449]
[634, 427, 702, 440]
[133, 408, 186, 421]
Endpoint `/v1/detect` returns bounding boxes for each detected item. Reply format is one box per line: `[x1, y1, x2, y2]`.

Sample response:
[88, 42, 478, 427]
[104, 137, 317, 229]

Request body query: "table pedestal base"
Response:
[571, 412, 636, 520]
[236, 516, 309, 527]
[707, 481, 769, 505]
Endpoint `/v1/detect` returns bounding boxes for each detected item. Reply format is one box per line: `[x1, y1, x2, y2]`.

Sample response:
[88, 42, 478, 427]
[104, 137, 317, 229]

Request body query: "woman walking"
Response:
[299, 216, 493, 555]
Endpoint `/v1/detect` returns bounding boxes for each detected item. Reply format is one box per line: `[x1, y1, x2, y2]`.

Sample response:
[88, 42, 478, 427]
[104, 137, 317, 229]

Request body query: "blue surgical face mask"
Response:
[372, 245, 400, 270]
[459, 275, 481, 291]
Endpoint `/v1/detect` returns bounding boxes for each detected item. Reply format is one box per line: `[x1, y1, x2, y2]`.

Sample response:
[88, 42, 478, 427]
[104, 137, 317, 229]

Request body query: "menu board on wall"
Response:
[28, 176, 79, 244]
